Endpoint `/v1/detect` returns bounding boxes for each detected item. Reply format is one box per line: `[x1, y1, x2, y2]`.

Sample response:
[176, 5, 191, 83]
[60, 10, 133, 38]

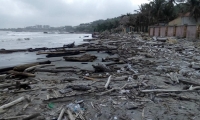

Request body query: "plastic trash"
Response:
[48, 102, 55, 109]
[67, 103, 82, 113]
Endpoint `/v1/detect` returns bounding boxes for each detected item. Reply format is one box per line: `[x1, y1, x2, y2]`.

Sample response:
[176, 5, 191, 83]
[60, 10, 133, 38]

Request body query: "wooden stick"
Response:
[0, 95, 30, 113]
[67, 109, 76, 120]
[83, 76, 98, 81]
[0, 74, 7, 81]
[141, 89, 197, 93]
[8, 70, 35, 77]
[0, 81, 30, 88]
[2, 115, 29, 120]
[105, 75, 112, 89]
[22, 113, 41, 120]
[179, 79, 200, 86]
[35, 68, 77, 73]
[24, 64, 54, 72]
[57, 107, 66, 120]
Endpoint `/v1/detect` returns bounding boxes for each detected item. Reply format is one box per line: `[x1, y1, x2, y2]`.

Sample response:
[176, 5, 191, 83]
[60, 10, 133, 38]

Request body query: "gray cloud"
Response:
[0, 0, 149, 28]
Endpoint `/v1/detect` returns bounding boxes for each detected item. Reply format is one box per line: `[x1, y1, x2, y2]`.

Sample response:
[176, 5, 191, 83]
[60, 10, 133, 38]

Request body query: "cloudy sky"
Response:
[0, 0, 149, 28]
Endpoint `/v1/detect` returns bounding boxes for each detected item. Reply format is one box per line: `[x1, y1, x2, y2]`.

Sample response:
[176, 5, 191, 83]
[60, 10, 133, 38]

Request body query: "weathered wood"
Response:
[67, 109, 75, 120]
[46, 51, 82, 57]
[0, 74, 7, 81]
[57, 108, 66, 120]
[22, 113, 41, 120]
[24, 64, 54, 72]
[179, 79, 200, 86]
[83, 76, 98, 81]
[2, 115, 29, 120]
[141, 89, 197, 93]
[0, 49, 27, 53]
[105, 75, 112, 89]
[8, 70, 35, 77]
[13, 61, 51, 72]
[63, 54, 97, 62]
[35, 68, 77, 73]
[0, 95, 30, 113]
[0, 81, 31, 88]
[0, 67, 14, 73]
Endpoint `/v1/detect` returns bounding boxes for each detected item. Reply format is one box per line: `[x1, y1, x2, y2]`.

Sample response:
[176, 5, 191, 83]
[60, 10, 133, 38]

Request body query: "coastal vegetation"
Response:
[75, 0, 200, 32]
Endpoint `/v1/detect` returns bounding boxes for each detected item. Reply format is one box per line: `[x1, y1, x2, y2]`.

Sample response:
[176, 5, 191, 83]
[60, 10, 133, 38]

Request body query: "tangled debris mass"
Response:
[1, 32, 200, 120]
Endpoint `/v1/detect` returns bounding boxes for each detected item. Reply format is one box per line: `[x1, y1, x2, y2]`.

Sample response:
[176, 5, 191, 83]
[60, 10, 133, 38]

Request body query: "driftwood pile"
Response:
[1, 33, 200, 119]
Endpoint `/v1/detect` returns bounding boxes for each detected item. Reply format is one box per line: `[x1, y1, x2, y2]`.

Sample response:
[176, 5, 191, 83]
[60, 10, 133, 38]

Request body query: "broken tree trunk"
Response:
[63, 54, 97, 62]
[13, 61, 51, 72]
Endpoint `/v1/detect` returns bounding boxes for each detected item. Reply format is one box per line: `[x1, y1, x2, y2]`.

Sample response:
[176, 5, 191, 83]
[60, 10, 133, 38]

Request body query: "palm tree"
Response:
[186, 0, 200, 20]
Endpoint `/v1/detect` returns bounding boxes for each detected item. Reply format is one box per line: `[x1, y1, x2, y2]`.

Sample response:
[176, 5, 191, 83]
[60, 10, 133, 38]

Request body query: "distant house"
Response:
[168, 12, 200, 26]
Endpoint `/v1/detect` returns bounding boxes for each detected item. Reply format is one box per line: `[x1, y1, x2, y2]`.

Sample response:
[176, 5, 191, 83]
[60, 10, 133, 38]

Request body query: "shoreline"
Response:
[1, 33, 200, 119]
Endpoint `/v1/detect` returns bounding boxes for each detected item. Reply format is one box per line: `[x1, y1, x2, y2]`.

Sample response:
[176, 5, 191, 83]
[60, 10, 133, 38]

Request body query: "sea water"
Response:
[0, 31, 91, 68]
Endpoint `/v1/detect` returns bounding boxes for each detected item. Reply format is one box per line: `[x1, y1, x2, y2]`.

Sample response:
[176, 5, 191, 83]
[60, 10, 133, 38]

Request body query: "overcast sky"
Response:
[0, 0, 149, 28]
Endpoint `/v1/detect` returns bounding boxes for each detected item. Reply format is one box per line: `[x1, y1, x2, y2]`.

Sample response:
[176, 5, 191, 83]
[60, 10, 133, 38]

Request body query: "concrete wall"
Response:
[160, 27, 167, 37]
[167, 26, 174, 37]
[149, 25, 199, 39]
[154, 27, 160, 36]
[176, 26, 185, 38]
[150, 28, 154, 36]
[186, 26, 197, 39]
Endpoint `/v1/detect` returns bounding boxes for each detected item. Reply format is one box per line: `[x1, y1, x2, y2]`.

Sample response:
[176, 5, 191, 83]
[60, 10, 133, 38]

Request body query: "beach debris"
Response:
[0, 95, 30, 113]
[65, 85, 91, 91]
[22, 113, 41, 120]
[8, 70, 36, 77]
[92, 63, 111, 72]
[13, 61, 51, 72]
[63, 54, 97, 62]
[105, 75, 112, 89]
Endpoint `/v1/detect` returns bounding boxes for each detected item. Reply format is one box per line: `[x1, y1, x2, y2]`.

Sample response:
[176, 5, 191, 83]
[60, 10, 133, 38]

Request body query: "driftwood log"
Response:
[0, 66, 14, 73]
[63, 54, 97, 62]
[46, 51, 83, 57]
[8, 70, 35, 77]
[35, 68, 77, 73]
[13, 61, 51, 72]
[24, 64, 54, 72]
[141, 89, 197, 93]
[0, 81, 33, 89]
[22, 113, 41, 120]
[37, 47, 117, 54]
[0, 95, 30, 113]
